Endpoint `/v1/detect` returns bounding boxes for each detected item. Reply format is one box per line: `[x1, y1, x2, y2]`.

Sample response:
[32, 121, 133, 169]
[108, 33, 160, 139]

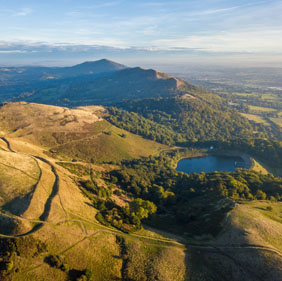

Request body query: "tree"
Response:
[255, 190, 266, 200]
[131, 198, 157, 219]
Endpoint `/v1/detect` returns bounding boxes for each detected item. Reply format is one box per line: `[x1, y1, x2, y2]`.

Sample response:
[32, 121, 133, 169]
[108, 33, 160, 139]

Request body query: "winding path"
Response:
[0, 137, 67, 236]
[0, 136, 281, 280]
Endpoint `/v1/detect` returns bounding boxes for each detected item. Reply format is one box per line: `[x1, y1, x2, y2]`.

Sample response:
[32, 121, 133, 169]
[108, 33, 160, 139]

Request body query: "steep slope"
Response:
[188, 201, 282, 281]
[0, 102, 166, 163]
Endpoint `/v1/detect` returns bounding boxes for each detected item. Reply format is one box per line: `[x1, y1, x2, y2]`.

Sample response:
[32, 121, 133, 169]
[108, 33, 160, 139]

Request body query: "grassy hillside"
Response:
[191, 201, 282, 281]
[0, 101, 281, 281]
[0, 114, 185, 280]
[0, 150, 39, 199]
[0, 102, 166, 163]
[0, 149, 40, 215]
[49, 122, 166, 163]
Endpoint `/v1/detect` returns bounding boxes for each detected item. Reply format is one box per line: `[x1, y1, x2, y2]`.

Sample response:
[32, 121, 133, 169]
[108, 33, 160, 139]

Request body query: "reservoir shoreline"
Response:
[176, 151, 253, 174]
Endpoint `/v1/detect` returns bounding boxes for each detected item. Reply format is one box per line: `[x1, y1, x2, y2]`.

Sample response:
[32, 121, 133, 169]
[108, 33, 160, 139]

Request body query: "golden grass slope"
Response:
[0, 102, 185, 281]
[0, 102, 103, 147]
[195, 201, 282, 281]
[183, 201, 282, 281]
[0, 102, 281, 281]
[1, 152, 186, 280]
[227, 201, 282, 251]
[0, 102, 167, 163]
[0, 149, 40, 213]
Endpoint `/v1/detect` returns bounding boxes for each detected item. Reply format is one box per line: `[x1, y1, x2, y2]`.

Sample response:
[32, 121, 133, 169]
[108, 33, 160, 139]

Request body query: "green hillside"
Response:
[107, 95, 271, 144]
[0, 101, 281, 280]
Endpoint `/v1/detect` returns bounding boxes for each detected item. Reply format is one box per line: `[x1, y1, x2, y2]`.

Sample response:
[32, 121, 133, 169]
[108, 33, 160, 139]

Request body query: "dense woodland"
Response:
[199, 138, 282, 168]
[77, 176, 157, 233]
[107, 96, 279, 146]
[111, 156, 282, 203]
[106, 96, 282, 177]
[106, 155, 282, 234]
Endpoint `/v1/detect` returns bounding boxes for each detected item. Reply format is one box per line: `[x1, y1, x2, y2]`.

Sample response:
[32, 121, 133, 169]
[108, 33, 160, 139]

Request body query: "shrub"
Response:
[6, 261, 13, 271]
[255, 190, 267, 200]
[45, 255, 69, 272]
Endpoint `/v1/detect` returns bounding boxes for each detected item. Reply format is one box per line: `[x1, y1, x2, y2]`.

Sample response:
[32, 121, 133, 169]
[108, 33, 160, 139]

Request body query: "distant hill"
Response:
[8, 66, 199, 106]
[64, 59, 127, 76]
[0, 59, 210, 106]
[0, 59, 127, 86]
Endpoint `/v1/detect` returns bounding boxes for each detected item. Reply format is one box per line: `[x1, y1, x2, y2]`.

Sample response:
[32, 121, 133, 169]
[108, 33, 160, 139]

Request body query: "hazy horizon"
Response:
[0, 0, 282, 67]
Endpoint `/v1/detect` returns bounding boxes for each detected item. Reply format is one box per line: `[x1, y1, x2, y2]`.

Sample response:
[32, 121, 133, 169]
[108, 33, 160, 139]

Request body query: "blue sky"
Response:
[0, 0, 282, 66]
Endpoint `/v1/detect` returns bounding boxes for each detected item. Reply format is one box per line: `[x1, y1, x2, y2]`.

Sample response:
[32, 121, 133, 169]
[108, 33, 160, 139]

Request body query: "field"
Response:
[240, 113, 270, 125]
[270, 117, 282, 127]
[224, 91, 282, 133]
[248, 105, 276, 113]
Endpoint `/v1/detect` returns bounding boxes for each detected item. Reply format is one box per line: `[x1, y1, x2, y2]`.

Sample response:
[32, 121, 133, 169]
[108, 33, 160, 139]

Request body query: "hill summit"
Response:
[63, 58, 127, 76]
[3, 59, 196, 106]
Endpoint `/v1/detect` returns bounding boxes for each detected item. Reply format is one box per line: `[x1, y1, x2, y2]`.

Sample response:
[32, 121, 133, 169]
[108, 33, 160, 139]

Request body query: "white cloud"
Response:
[0, 50, 27, 53]
[189, 6, 239, 17]
[13, 8, 33, 17]
[152, 28, 282, 53]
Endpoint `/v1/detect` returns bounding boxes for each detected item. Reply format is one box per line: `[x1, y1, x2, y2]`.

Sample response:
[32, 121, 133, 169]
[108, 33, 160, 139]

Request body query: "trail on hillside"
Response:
[1, 136, 282, 254]
[0, 141, 43, 215]
[0, 137, 67, 235]
[0, 136, 281, 281]
[0, 137, 15, 152]
[49, 122, 112, 150]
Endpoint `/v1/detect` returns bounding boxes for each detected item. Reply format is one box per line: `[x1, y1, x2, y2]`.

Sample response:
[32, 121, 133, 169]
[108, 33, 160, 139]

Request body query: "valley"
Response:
[0, 60, 281, 281]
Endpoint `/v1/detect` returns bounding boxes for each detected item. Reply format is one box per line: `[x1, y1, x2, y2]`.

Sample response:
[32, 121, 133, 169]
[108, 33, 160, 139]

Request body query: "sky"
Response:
[0, 0, 282, 67]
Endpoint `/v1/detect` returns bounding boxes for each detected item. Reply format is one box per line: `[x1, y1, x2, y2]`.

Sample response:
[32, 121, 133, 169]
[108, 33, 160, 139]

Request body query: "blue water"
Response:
[176, 155, 246, 174]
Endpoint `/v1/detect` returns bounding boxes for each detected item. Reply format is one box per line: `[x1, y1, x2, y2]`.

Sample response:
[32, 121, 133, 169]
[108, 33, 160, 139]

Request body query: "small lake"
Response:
[176, 155, 247, 174]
